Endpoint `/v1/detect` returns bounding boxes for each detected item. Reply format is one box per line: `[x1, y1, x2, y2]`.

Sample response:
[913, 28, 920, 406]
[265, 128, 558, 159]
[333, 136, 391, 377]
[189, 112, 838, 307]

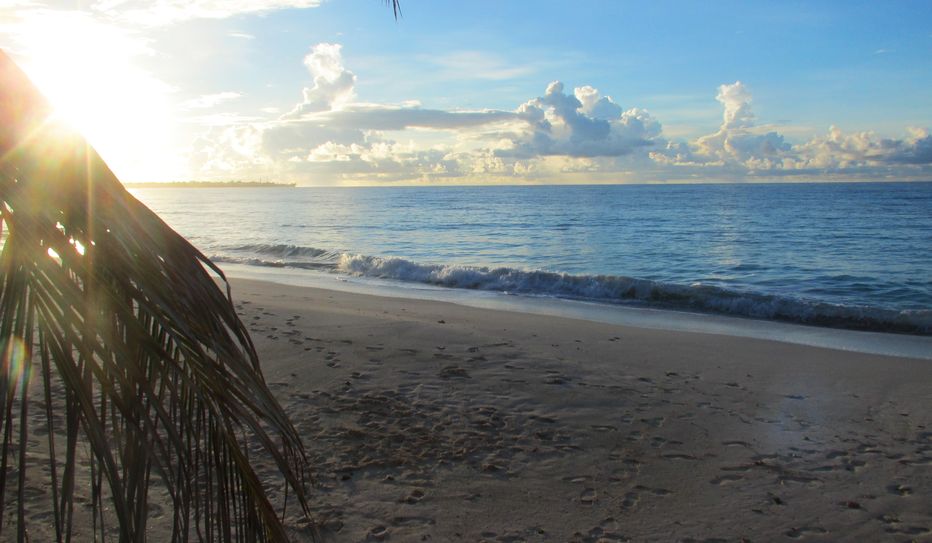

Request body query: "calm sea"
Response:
[131, 182, 932, 334]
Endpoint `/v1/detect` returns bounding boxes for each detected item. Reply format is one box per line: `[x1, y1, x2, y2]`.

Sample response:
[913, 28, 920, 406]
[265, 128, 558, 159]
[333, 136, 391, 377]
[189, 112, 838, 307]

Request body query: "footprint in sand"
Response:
[401, 489, 426, 504]
[784, 526, 828, 539]
[368, 525, 388, 541]
[641, 416, 665, 428]
[439, 365, 470, 379]
[591, 424, 618, 432]
[634, 484, 672, 496]
[710, 474, 744, 485]
[661, 452, 698, 461]
[391, 516, 435, 527]
[579, 488, 597, 504]
[621, 491, 640, 509]
[886, 483, 912, 496]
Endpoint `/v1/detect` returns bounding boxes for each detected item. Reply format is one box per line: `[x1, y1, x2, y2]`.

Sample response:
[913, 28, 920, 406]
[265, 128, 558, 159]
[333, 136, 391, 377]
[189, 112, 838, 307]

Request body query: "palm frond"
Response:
[0, 50, 310, 541]
[385, 0, 402, 19]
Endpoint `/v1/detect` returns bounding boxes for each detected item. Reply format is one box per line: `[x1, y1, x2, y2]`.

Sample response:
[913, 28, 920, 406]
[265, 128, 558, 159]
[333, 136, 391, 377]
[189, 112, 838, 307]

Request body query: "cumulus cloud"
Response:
[786, 126, 932, 170]
[284, 43, 357, 117]
[189, 44, 932, 184]
[679, 81, 792, 169]
[651, 81, 932, 176]
[717, 81, 754, 129]
[507, 81, 662, 158]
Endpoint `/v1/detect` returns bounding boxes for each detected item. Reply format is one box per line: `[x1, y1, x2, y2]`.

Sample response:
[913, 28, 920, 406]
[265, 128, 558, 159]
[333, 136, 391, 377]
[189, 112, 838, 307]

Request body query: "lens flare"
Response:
[2, 336, 28, 387]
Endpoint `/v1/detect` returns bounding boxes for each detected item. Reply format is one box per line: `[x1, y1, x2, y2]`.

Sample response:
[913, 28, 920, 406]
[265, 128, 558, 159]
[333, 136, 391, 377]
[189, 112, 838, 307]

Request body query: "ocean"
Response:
[131, 182, 932, 335]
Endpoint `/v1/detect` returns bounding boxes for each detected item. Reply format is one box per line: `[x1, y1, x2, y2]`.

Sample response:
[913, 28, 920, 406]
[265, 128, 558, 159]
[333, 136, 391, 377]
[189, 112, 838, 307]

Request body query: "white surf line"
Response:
[220, 263, 932, 361]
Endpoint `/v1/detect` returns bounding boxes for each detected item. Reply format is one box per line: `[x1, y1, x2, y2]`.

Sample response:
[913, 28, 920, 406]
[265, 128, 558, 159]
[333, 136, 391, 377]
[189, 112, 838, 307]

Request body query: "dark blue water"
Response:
[133, 182, 932, 334]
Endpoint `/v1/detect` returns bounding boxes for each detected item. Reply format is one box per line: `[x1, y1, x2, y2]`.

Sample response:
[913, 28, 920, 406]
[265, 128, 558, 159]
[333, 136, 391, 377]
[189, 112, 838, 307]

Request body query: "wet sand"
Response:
[231, 279, 932, 542]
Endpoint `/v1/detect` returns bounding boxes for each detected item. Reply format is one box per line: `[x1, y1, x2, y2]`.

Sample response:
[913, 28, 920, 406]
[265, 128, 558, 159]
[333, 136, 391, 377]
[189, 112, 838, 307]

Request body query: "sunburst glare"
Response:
[11, 11, 181, 181]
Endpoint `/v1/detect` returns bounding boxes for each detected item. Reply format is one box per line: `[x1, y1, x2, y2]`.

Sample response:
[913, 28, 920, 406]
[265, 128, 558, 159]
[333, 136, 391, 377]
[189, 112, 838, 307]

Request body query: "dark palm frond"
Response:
[0, 50, 310, 541]
[386, 0, 402, 19]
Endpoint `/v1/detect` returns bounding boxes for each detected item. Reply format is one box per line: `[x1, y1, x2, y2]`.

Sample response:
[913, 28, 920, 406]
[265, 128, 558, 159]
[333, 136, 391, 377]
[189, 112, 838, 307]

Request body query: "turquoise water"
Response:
[132, 182, 932, 334]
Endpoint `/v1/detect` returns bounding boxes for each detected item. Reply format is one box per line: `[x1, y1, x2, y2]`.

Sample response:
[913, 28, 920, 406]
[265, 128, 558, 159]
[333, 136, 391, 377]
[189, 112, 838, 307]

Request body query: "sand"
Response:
[225, 279, 931, 542]
[5, 278, 930, 542]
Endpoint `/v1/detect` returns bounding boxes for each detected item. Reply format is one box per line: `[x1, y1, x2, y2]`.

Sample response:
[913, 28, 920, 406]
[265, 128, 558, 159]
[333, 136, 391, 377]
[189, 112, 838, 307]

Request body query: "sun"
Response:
[11, 11, 183, 182]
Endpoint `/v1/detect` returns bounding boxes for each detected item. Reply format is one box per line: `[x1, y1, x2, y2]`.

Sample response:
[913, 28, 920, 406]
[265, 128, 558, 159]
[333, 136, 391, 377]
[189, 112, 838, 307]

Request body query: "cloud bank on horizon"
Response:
[191, 43, 932, 184]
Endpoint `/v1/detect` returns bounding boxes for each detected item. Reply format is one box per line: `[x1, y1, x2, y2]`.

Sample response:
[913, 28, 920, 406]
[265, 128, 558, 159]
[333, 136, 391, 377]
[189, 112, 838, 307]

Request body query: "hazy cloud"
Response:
[91, 0, 322, 25]
[182, 91, 243, 109]
[423, 51, 537, 81]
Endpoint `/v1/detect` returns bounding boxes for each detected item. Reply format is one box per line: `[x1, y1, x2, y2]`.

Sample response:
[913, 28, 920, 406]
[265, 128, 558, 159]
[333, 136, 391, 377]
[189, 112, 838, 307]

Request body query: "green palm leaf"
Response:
[0, 50, 310, 541]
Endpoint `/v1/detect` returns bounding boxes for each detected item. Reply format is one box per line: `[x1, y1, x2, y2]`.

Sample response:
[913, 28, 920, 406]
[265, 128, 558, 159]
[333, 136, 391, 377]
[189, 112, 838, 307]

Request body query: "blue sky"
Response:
[2, 0, 931, 183]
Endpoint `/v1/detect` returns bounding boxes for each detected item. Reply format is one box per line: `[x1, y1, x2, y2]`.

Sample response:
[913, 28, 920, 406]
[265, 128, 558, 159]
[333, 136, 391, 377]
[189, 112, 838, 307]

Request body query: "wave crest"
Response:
[212, 245, 931, 335]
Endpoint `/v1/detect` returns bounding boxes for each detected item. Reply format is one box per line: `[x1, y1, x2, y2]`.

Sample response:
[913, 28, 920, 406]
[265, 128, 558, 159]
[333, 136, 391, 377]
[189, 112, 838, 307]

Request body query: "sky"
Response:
[1, 0, 931, 185]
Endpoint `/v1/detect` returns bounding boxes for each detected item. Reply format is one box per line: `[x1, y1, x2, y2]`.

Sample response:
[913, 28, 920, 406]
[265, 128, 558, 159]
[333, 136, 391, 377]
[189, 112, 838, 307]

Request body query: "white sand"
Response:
[230, 279, 931, 542]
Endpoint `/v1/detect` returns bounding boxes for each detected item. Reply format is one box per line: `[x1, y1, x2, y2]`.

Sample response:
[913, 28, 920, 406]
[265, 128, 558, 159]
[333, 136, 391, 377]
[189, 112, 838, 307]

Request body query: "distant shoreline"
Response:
[126, 181, 296, 188]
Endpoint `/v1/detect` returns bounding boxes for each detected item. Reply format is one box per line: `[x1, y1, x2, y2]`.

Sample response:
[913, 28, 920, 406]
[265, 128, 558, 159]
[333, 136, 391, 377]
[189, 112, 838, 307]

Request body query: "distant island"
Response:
[125, 181, 296, 188]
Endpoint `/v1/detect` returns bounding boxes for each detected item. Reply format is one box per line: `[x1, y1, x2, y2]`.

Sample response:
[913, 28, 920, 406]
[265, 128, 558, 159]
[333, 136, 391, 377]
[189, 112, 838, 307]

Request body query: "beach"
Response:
[228, 278, 932, 542]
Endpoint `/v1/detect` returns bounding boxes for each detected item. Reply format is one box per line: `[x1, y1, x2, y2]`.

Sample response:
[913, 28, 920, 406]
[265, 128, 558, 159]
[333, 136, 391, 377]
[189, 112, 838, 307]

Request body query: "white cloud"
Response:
[189, 45, 932, 184]
[91, 0, 322, 25]
[182, 91, 242, 109]
[574, 85, 623, 120]
[507, 80, 662, 158]
[717, 81, 754, 129]
[787, 126, 932, 170]
[284, 43, 357, 117]
[650, 81, 932, 178]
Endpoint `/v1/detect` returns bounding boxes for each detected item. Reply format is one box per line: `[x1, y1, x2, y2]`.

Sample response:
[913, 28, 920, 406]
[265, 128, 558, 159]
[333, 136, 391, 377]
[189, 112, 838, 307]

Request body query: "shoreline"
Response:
[227, 277, 929, 541]
[220, 263, 932, 360]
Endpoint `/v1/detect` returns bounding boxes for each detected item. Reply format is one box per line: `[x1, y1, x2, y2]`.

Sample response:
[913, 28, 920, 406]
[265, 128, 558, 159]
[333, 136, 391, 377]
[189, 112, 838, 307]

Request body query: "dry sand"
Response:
[229, 279, 931, 542]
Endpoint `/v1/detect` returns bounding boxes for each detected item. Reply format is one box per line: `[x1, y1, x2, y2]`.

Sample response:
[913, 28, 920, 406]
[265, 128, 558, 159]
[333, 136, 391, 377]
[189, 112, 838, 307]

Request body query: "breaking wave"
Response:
[212, 244, 931, 335]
